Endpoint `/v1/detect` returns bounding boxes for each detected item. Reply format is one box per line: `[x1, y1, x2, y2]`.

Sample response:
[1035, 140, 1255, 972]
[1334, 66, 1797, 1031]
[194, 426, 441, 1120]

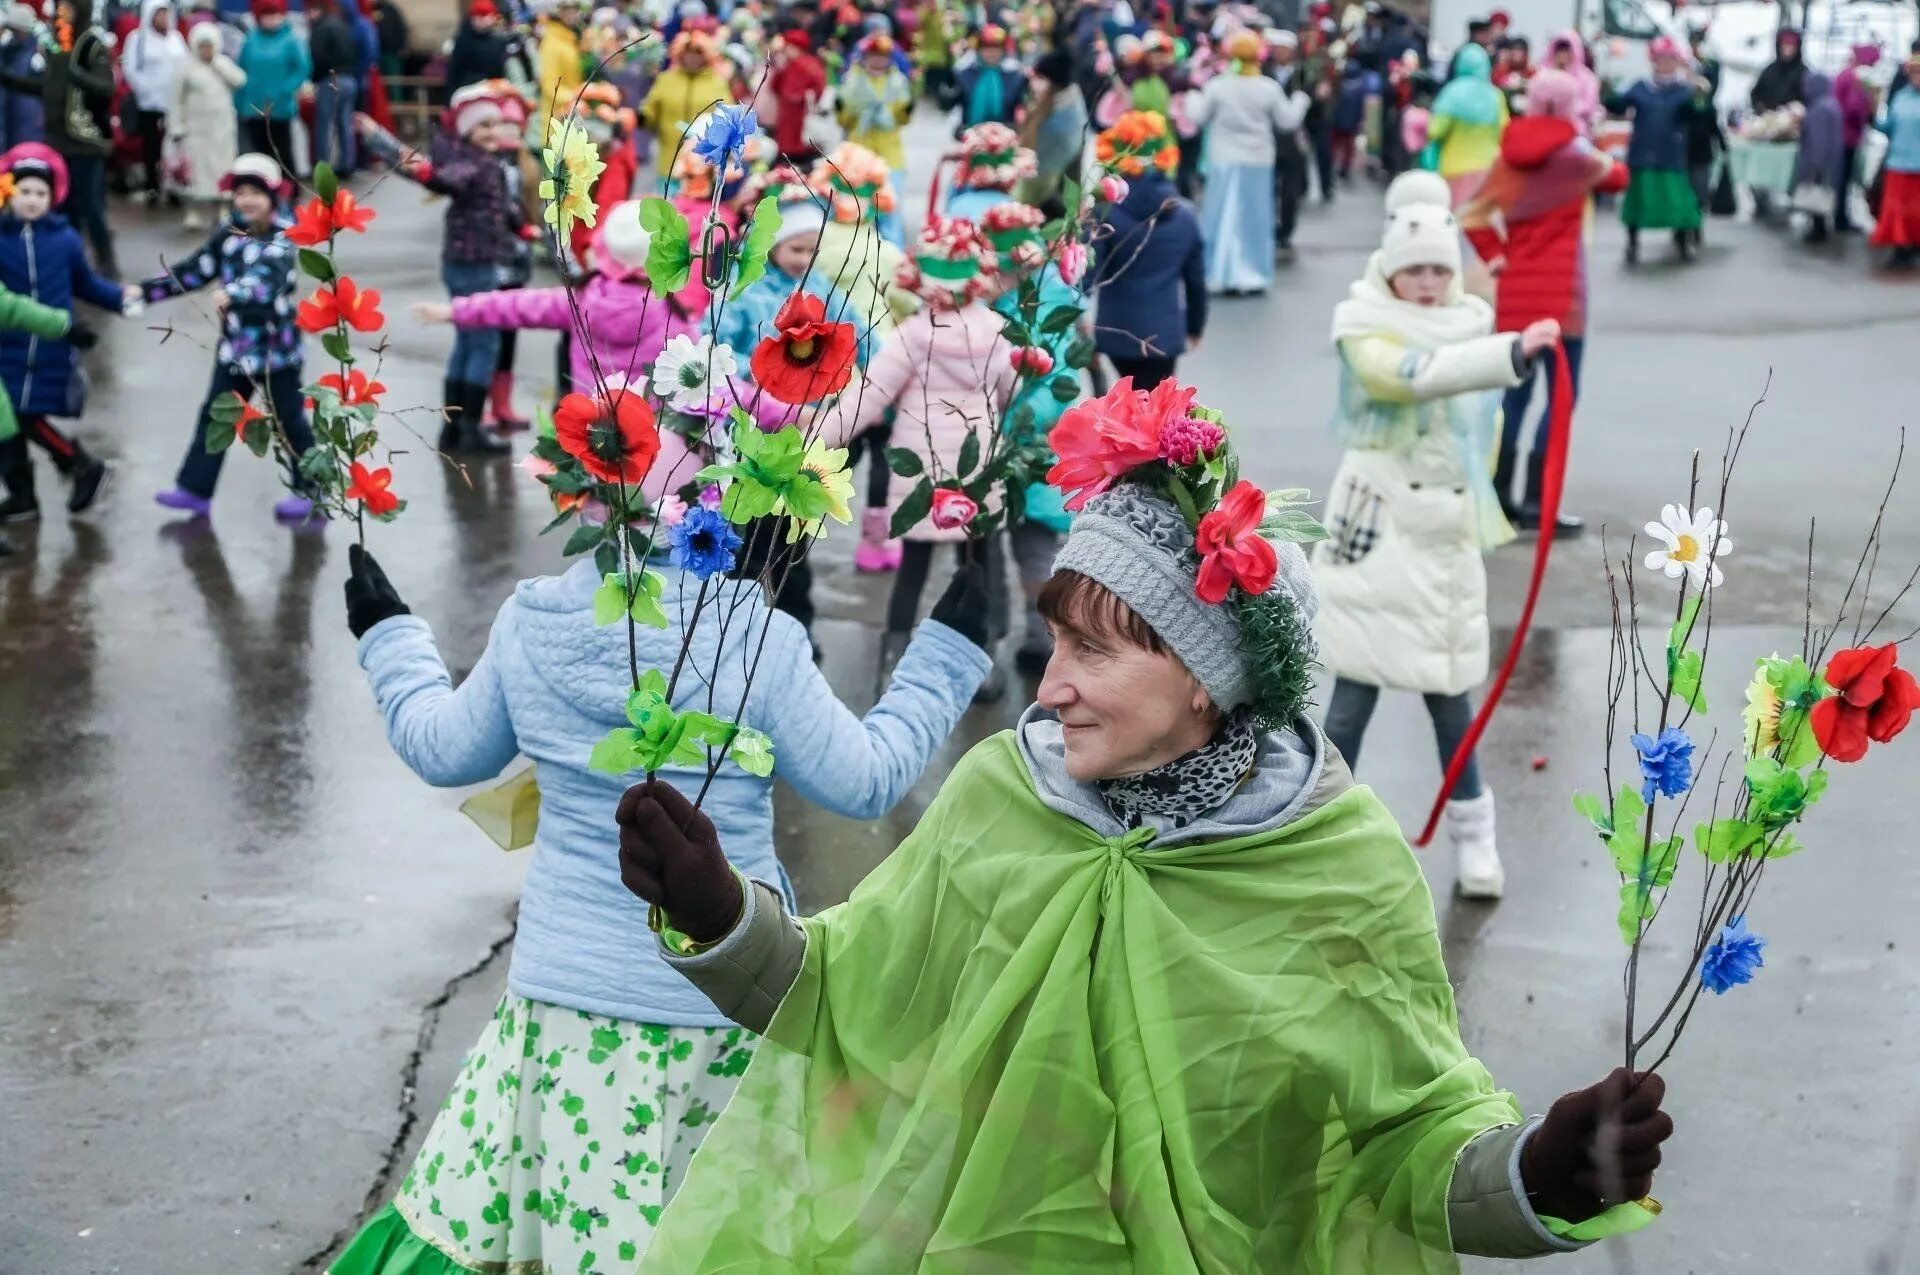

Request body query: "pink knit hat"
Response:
[0, 142, 68, 206]
[1526, 68, 1581, 121]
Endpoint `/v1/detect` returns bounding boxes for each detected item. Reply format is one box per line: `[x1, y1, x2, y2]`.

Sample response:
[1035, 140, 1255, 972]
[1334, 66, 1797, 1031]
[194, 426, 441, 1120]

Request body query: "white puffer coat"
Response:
[1314, 260, 1524, 696]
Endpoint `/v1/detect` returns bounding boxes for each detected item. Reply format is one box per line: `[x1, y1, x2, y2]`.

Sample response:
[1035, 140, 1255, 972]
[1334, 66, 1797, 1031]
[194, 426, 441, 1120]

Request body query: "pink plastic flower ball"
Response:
[1054, 240, 1089, 287]
[1010, 347, 1055, 376]
[1097, 174, 1129, 204]
[1158, 415, 1226, 466]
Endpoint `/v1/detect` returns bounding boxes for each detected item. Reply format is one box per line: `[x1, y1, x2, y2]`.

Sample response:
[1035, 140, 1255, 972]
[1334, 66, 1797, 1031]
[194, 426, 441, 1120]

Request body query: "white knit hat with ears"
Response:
[595, 200, 653, 279]
[1383, 168, 1452, 214]
[1379, 202, 1462, 277]
[773, 200, 827, 246]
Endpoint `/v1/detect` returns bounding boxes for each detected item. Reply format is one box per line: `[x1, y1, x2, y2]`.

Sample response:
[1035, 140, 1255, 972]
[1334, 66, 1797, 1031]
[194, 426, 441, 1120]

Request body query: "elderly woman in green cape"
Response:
[614, 380, 1675, 1271]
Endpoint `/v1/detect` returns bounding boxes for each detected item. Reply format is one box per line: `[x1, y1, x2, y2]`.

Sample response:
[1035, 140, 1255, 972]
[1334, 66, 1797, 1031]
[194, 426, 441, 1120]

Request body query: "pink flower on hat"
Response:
[1159, 415, 1225, 466]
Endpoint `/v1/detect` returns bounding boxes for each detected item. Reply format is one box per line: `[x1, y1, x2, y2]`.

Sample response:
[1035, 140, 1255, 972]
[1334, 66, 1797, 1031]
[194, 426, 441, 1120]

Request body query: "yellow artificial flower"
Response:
[539, 117, 608, 239]
[787, 439, 855, 541]
[1742, 662, 1783, 756]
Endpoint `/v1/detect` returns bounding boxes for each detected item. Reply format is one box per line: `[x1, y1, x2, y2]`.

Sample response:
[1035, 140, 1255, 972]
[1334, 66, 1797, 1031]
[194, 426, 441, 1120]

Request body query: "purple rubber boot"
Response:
[154, 488, 212, 518]
[273, 495, 318, 523]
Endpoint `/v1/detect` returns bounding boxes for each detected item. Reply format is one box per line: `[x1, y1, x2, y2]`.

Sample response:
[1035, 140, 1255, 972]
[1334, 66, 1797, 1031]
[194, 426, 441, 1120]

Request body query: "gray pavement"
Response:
[3, 110, 1917, 1274]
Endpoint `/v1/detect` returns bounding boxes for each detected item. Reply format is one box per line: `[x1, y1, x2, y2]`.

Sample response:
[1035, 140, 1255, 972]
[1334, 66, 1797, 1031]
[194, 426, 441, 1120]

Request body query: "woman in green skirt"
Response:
[1611, 36, 1708, 263]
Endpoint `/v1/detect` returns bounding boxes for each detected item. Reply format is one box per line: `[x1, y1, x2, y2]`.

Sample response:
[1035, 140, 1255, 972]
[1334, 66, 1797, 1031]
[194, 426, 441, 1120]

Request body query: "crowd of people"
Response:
[40, 0, 1920, 1268]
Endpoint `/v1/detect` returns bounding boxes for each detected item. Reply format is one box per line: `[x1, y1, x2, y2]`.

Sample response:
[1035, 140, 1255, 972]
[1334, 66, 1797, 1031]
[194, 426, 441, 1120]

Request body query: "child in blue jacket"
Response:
[0, 143, 127, 522]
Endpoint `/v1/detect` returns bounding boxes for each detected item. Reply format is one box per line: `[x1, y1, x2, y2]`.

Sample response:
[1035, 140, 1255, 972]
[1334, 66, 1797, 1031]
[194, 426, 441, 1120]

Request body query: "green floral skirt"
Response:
[329, 994, 755, 1274]
[1620, 168, 1703, 231]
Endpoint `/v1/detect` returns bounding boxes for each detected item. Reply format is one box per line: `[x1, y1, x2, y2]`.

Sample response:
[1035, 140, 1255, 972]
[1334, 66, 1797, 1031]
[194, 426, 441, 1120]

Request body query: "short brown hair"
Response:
[1035, 570, 1167, 654]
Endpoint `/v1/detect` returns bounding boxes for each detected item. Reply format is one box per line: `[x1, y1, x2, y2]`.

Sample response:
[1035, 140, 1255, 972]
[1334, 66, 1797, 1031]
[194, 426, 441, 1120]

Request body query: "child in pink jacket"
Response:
[821, 214, 1017, 700]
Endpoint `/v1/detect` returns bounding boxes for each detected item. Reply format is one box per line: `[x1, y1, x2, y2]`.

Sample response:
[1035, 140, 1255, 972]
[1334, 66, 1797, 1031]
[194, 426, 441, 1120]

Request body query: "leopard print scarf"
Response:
[1096, 712, 1261, 831]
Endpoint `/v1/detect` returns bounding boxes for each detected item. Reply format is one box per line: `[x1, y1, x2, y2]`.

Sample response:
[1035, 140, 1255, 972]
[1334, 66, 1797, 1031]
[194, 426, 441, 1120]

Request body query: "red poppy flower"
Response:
[288, 191, 378, 247]
[344, 461, 400, 516]
[1193, 480, 1277, 604]
[749, 291, 859, 406]
[553, 389, 661, 484]
[297, 276, 385, 334]
[1809, 643, 1920, 762]
[316, 368, 387, 407]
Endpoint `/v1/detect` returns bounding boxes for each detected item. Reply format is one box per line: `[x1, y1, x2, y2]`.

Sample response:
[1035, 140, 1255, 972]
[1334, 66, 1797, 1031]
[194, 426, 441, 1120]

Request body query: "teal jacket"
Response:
[235, 24, 311, 122]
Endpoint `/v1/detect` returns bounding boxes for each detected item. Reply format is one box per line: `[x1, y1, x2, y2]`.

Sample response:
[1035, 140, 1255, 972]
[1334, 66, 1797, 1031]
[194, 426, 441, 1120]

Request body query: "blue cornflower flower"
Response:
[691, 104, 758, 172]
[1631, 725, 1694, 804]
[669, 505, 742, 580]
[1699, 914, 1767, 994]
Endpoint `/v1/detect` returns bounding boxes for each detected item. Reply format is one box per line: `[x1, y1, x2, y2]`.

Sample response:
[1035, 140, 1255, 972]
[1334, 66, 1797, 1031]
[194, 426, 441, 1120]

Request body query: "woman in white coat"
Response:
[1188, 29, 1307, 295]
[1313, 177, 1559, 900]
[121, 0, 189, 204]
[168, 24, 245, 230]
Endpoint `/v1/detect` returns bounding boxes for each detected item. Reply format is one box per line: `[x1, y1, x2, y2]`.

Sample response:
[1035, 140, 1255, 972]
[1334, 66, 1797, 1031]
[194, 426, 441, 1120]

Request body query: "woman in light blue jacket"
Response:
[329, 541, 992, 1273]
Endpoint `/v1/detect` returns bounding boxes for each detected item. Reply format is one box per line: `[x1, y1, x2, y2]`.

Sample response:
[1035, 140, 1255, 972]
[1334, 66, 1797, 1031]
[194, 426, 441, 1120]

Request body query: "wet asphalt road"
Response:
[2, 110, 1917, 1274]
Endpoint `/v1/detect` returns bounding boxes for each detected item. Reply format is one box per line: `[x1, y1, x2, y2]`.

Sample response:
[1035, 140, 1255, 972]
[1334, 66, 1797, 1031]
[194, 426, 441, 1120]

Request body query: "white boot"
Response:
[1447, 790, 1504, 900]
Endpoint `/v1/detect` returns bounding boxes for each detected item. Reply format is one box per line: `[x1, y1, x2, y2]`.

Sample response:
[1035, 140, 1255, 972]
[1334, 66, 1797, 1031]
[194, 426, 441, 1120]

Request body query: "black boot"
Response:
[67, 445, 109, 514]
[0, 436, 38, 522]
[1516, 449, 1585, 538]
[1624, 228, 1640, 264]
[439, 378, 464, 452]
[455, 382, 510, 455]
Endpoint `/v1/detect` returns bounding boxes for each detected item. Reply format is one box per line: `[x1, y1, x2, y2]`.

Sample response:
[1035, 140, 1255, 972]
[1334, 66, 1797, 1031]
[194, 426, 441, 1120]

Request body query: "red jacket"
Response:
[772, 53, 828, 156]
[1459, 116, 1627, 336]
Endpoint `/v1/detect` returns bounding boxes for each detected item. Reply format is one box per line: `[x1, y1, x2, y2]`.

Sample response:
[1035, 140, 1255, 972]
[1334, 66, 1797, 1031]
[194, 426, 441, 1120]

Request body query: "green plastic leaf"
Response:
[321, 331, 354, 364]
[593, 538, 620, 580]
[535, 402, 556, 440]
[638, 198, 693, 296]
[1573, 791, 1613, 837]
[312, 161, 338, 203]
[1165, 473, 1200, 527]
[889, 476, 934, 539]
[243, 420, 273, 457]
[1262, 507, 1330, 545]
[729, 194, 783, 300]
[1745, 756, 1824, 828]
[957, 430, 981, 479]
[1669, 594, 1702, 655]
[588, 728, 642, 776]
[1063, 178, 1082, 218]
[1063, 335, 1094, 370]
[886, 446, 923, 477]
[298, 248, 335, 282]
[1611, 832, 1679, 944]
[728, 727, 774, 776]
[562, 521, 604, 558]
[593, 574, 628, 626]
[1049, 375, 1081, 403]
[628, 569, 669, 629]
[1000, 318, 1034, 347]
[1038, 305, 1079, 336]
[1694, 817, 1763, 864]
[720, 480, 783, 523]
[780, 469, 833, 522]
[1669, 648, 1708, 713]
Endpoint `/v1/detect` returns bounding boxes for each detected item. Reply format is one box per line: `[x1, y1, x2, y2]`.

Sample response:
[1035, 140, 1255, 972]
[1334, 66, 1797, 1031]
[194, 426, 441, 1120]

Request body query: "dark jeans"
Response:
[1106, 355, 1178, 390]
[1323, 676, 1485, 800]
[1308, 115, 1336, 199]
[443, 261, 504, 383]
[242, 116, 297, 175]
[137, 107, 167, 197]
[1837, 145, 1858, 230]
[178, 363, 313, 499]
[1495, 336, 1584, 512]
[1274, 139, 1308, 246]
[886, 535, 1008, 639]
[312, 74, 359, 175]
[63, 153, 114, 267]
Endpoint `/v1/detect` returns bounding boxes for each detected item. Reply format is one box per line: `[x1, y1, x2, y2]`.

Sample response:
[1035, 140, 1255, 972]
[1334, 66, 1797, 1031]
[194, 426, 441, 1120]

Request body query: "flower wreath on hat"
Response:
[975, 21, 1013, 49]
[1095, 110, 1180, 179]
[979, 201, 1048, 277]
[955, 121, 1038, 191]
[895, 214, 998, 309]
[807, 142, 898, 223]
[1046, 376, 1329, 727]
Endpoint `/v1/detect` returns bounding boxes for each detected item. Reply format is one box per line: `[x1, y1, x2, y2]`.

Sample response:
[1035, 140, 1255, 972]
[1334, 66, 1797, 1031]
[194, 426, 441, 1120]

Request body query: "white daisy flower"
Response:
[1644, 503, 1731, 589]
[650, 335, 739, 413]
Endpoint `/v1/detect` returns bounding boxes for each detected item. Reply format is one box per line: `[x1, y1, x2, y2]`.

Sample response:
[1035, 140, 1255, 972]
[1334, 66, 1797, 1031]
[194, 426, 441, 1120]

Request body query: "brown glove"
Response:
[615, 778, 742, 943]
[1522, 1068, 1674, 1223]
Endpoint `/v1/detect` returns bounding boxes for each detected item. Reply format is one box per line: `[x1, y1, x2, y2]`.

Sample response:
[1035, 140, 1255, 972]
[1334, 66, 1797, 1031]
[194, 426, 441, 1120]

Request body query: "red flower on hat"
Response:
[316, 368, 387, 407]
[1045, 376, 1195, 511]
[750, 290, 859, 405]
[297, 276, 384, 334]
[553, 389, 661, 484]
[1808, 643, 1920, 762]
[1193, 480, 1277, 605]
[287, 191, 377, 247]
[344, 462, 399, 517]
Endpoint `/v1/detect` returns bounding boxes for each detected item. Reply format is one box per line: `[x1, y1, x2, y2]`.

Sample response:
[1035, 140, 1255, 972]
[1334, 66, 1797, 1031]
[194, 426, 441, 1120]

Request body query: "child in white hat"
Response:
[1312, 183, 1559, 900]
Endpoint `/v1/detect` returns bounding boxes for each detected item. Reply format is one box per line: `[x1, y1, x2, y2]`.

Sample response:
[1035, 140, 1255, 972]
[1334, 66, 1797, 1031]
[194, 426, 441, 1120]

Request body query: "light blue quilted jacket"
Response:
[357, 558, 990, 1025]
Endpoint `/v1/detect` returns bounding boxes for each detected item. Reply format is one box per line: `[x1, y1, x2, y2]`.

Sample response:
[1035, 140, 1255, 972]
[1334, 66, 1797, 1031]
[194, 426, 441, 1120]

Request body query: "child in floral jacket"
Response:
[144, 152, 315, 522]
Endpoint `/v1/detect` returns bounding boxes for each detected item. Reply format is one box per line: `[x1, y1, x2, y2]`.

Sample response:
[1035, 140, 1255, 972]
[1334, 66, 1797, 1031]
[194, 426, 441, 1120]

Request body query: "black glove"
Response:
[67, 321, 99, 352]
[1522, 1068, 1673, 1223]
[929, 560, 991, 650]
[344, 543, 410, 638]
[616, 779, 742, 943]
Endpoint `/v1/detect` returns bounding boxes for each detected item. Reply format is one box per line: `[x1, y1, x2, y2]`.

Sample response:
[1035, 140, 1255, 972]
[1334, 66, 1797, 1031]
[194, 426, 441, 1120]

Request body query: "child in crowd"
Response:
[356, 81, 527, 453]
[0, 144, 126, 521]
[0, 280, 101, 541]
[821, 214, 1018, 702]
[143, 152, 315, 522]
[838, 33, 914, 173]
[1314, 177, 1559, 899]
[641, 30, 733, 192]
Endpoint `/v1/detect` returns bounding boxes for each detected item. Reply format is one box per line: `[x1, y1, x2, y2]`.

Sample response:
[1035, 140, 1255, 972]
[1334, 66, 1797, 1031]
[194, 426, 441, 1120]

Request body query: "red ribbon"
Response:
[1413, 341, 1573, 848]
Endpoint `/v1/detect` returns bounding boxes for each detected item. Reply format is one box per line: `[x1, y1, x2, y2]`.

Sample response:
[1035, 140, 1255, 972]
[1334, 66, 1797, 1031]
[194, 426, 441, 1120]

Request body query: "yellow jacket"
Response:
[642, 67, 736, 179]
[537, 22, 584, 125]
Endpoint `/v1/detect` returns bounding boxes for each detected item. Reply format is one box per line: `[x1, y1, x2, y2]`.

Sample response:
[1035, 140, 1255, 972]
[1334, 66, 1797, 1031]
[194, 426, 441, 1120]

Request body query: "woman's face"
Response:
[1038, 608, 1217, 783]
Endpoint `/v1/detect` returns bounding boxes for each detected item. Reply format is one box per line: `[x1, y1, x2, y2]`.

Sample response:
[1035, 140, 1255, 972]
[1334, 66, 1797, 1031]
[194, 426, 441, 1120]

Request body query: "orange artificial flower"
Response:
[553, 389, 661, 484]
[297, 276, 385, 334]
[750, 291, 859, 406]
[344, 462, 400, 516]
[288, 191, 378, 247]
[316, 368, 387, 406]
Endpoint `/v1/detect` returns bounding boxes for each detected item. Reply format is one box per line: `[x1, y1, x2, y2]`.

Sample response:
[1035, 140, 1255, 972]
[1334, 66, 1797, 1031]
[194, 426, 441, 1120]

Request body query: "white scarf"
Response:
[1329, 251, 1494, 348]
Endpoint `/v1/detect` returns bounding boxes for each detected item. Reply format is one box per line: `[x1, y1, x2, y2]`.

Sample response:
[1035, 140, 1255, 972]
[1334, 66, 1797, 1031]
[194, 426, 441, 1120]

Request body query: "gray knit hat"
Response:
[1053, 482, 1318, 714]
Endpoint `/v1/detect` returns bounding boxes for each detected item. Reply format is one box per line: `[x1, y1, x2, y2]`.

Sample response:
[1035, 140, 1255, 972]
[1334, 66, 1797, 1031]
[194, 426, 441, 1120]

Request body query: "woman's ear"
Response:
[1190, 681, 1215, 718]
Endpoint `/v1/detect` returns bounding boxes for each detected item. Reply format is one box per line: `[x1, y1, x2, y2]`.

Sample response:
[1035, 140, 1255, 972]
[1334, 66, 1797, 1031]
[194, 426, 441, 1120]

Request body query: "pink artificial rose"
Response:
[656, 493, 689, 527]
[519, 454, 558, 481]
[1097, 174, 1129, 203]
[1054, 240, 1089, 287]
[1010, 347, 1055, 376]
[929, 487, 980, 530]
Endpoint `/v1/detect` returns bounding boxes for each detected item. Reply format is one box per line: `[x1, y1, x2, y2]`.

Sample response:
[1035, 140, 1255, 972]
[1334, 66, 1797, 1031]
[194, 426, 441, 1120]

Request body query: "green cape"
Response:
[645, 733, 1519, 1272]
